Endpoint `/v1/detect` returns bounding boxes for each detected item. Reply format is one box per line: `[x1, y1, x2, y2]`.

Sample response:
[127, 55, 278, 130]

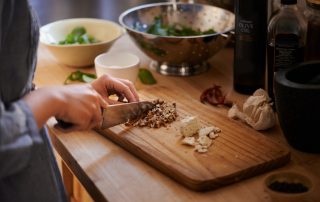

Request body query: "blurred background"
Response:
[29, 0, 165, 25]
[28, 0, 306, 27]
[28, 0, 237, 25]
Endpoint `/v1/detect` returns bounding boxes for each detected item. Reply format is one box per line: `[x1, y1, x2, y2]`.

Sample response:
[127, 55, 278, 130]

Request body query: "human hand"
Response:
[52, 84, 108, 131]
[24, 83, 107, 131]
[24, 75, 139, 131]
[91, 74, 139, 104]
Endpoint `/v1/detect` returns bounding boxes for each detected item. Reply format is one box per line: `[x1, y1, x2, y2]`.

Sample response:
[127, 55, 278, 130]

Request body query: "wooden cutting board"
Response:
[96, 86, 290, 191]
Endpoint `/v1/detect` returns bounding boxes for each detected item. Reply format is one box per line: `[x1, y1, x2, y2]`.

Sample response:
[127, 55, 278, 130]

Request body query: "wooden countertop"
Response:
[34, 34, 320, 202]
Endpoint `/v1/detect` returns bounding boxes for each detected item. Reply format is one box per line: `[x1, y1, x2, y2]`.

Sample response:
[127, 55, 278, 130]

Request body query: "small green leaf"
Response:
[71, 26, 86, 36]
[64, 70, 97, 84]
[138, 68, 157, 85]
[66, 33, 75, 44]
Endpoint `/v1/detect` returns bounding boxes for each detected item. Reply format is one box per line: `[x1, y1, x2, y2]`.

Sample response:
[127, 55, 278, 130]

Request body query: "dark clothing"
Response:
[0, 0, 67, 201]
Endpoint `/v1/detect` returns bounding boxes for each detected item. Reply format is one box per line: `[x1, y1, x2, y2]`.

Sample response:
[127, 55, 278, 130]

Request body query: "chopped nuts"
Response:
[125, 100, 222, 154]
[125, 99, 178, 128]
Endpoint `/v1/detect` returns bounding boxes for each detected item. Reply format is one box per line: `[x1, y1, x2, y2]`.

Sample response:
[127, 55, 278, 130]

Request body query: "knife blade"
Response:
[101, 101, 154, 129]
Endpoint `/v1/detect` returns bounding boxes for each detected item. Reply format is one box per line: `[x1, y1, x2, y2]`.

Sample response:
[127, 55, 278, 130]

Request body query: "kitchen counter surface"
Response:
[34, 34, 320, 202]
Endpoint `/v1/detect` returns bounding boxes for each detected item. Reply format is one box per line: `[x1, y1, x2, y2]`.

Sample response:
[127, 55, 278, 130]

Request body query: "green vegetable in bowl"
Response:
[58, 26, 100, 45]
[145, 16, 216, 36]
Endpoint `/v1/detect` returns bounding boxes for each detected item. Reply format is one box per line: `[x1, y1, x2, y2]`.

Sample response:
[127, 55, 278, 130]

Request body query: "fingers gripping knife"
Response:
[56, 101, 154, 130]
[100, 101, 154, 129]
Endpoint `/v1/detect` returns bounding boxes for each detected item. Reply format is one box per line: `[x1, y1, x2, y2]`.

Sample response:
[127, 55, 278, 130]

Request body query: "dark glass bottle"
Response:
[267, 0, 307, 102]
[233, 0, 268, 94]
[305, 0, 320, 61]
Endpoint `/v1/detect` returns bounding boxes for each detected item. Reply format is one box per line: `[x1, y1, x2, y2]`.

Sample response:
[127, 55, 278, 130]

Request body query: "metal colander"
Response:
[119, 2, 235, 76]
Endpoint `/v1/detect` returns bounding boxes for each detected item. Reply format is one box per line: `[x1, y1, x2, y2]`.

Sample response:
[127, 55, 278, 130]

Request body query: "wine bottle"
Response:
[233, 0, 268, 95]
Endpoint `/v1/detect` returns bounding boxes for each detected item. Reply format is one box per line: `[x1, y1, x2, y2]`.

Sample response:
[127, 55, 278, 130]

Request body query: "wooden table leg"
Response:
[62, 160, 74, 202]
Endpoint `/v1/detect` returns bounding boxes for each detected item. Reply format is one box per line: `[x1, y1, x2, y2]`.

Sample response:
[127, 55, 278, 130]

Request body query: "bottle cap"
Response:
[281, 0, 297, 5]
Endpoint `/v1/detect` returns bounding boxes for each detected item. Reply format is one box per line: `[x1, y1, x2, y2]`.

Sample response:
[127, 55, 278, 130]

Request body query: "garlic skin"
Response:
[228, 89, 275, 130]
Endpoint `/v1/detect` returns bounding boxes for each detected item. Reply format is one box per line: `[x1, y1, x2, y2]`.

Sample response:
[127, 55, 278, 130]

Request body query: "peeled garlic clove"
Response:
[228, 104, 241, 119]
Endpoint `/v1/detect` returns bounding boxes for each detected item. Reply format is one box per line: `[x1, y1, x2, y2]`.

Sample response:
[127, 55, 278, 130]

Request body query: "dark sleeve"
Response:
[0, 100, 43, 179]
[0, 0, 43, 179]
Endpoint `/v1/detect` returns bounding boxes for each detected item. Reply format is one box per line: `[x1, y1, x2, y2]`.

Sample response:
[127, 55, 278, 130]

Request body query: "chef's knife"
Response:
[101, 101, 154, 129]
[56, 101, 154, 130]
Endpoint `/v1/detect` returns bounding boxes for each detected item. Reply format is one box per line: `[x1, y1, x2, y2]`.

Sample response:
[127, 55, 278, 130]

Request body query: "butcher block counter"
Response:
[34, 34, 320, 202]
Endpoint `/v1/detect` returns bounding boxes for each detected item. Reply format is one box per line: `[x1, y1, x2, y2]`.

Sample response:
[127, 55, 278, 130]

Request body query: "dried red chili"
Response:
[200, 84, 232, 107]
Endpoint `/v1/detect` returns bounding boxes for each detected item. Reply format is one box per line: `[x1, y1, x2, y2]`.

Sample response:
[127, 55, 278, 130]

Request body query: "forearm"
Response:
[23, 87, 63, 129]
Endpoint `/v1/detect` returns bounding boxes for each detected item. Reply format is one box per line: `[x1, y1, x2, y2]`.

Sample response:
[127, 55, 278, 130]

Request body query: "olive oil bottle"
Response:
[267, 0, 307, 101]
[233, 0, 268, 94]
[305, 0, 320, 61]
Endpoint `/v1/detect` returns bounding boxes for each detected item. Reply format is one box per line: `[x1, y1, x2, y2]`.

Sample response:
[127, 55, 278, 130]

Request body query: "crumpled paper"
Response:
[228, 89, 275, 130]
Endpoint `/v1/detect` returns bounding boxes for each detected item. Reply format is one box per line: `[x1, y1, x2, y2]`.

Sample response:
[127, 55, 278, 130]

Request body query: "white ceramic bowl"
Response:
[94, 52, 140, 83]
[40, 18, 124, 67]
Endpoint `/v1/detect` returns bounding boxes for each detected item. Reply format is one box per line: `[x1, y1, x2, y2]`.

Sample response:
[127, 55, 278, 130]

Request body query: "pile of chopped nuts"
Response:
[126, 99, 178, 128]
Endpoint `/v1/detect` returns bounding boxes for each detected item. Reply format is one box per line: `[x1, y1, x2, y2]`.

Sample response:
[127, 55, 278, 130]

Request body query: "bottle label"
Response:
[239, 20, 254, 34]
[238, 20, 254, 42]
[275, 34, 304, 70]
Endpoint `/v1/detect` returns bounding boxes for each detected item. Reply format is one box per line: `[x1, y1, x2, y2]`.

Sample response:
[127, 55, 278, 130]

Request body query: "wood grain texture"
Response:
[96, 86, 291, 191]
[35, 34, 320, 202]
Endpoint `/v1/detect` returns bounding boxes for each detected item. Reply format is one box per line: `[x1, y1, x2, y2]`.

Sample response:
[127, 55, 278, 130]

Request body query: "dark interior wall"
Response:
[29, 0, 163, 25]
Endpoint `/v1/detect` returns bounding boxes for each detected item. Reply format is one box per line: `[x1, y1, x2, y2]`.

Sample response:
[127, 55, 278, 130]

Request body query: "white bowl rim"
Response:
[94, 52, 140, 70]
[40, 18, 124, 47]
